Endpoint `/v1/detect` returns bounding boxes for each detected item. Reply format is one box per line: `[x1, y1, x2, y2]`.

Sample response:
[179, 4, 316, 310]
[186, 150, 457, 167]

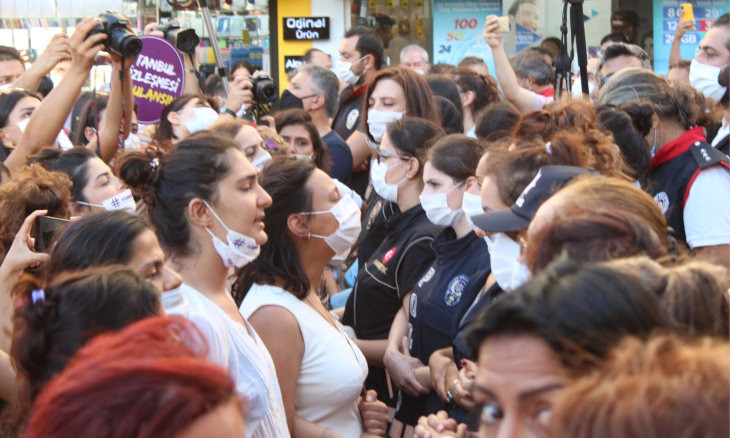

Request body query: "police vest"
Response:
[647, 127, 730, 242]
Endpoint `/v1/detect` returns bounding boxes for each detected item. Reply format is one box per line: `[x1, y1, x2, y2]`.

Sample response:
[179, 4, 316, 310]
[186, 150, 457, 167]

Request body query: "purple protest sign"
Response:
[130, 36, 185, 124]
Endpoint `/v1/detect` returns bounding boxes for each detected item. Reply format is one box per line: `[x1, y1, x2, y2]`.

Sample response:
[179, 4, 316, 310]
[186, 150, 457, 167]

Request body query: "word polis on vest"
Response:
[283, 17, 330, 40]
[130, 54, 183, 106]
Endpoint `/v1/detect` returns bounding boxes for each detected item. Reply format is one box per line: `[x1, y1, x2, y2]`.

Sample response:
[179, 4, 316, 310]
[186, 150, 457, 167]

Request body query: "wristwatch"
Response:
[220, 106, 237, 118]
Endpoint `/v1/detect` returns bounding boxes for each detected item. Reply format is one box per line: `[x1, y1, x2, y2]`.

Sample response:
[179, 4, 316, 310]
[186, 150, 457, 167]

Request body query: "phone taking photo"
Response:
[32, 216, 70, 253]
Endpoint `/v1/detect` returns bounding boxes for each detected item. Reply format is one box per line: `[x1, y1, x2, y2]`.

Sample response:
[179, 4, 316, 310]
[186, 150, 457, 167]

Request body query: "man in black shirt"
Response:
[332, 26, 384, 195]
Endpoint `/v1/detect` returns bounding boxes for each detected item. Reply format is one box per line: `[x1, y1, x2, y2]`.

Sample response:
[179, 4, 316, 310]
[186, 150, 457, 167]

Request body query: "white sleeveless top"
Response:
[240, 284, 368, 437]
[162, 284, 290, 438]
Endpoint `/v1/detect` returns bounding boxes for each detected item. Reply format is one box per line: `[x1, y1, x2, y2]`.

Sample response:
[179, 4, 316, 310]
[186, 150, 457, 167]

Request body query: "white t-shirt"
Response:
[683, 165, 730, 248]
[532, 92, 552, 111]
[240, 284, 369, 437]
[711, 117, 729, 149]
[164, 284, 290, 438]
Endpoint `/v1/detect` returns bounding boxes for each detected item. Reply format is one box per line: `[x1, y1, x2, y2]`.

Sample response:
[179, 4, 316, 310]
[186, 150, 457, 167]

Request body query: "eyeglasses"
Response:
[376, 150, 410, 163]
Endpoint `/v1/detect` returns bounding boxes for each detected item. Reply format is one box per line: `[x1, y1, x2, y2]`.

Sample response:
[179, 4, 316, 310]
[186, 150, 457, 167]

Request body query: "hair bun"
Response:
[619, 103, 654, 136]
[116, 149, 163, 206]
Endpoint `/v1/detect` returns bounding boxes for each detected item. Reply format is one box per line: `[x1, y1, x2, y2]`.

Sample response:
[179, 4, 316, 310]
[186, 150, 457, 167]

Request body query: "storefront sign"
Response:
[284, 56, 304, 72]
[130, 36, 185, 124]
[432, 0, 502, 67]
[653, 0, 725, 76]
[283, 17, 330, 40]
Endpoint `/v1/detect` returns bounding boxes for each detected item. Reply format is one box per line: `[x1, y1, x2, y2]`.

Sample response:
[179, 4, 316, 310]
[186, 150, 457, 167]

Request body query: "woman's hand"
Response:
[358, 389, 388, 436]
[482, 15, 505, 50]
[143, 22, 165, 38]
[429, 348, 456, 402]
[414, 411, 468, 438]
[451, 359, 476, 410]
[1, 210, 49, 277]
[33, 33, 72, 75]
[224, 75, 254, 113]
[674, 19, 695, 41]
[384, 337, 430, 397]
[68, 17, 107, 74]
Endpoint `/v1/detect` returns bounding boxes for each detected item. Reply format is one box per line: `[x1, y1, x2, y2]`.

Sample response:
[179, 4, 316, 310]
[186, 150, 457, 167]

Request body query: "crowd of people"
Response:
[0, 6, 728, 438]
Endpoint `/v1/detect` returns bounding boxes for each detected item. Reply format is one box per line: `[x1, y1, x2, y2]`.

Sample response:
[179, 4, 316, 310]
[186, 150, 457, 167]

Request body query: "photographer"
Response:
[5, 17, 134, 172]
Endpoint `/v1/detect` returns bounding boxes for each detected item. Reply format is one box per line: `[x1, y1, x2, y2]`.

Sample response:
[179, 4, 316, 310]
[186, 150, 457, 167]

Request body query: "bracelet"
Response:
[223, 108, 237, 118]
[446, 379, 459, 404]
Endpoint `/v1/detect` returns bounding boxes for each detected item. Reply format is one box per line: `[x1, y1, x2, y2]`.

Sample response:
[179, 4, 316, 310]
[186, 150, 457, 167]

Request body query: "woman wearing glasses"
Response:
[342, 117, 445, 409]
[388, 134, 489, 436]
[355, 67, 442, 287]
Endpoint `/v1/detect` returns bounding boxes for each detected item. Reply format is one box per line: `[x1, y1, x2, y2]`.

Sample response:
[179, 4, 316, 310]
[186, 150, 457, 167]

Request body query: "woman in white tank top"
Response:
[123, 132, 289, 438]
[234, 158, 389, 437]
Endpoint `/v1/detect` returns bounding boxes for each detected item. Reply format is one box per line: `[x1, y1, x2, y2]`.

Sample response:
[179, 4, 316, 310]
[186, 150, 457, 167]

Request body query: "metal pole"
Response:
[198, 0, 229, 94]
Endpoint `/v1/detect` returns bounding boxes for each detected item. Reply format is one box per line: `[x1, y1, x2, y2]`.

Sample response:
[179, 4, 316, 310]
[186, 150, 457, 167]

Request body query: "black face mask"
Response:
[278, 89, 303, 110]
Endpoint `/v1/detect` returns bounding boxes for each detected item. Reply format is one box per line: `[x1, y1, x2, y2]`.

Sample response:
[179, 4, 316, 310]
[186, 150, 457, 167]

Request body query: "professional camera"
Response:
[86, 11, 142, 59]
[158, 22, 200, 55]
[250, 72, 277, 104]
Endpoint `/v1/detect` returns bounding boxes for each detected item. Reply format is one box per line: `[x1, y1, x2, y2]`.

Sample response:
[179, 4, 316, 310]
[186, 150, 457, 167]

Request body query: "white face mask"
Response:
[17, 116, 72, 150]
[689, 59, 728, 102]
[333, 178, 363, 209]
[292, 153, 313, 161]
[461, 192, 484, 230]
[334, 56, 365, 85]
[419, 182, 464, 228]
[124, 133, 141, 151]
[183, 107, 219, 134]
[303, 194, 362, 266]
[370, 157, 407, 202]
[77, 188, 136, 214]
[203, 200, 260, 268]
[251, 152, 272, 170]
[367, 109, 406, 143]
[571, 78, 596, 99]
[414, 69, 426, 76]
[484, 232, 529, 291]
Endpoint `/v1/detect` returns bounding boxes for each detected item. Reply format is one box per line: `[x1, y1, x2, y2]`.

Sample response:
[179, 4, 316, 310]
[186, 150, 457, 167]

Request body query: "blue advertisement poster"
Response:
[653, 0, 728, 76]
[432, 0, 502, 71]
[514, 22, 542, 53]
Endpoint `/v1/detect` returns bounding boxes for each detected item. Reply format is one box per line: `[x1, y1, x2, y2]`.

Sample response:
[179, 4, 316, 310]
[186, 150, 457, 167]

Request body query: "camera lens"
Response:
[120, 35, 143, 58]
[175, 29, 200, 55]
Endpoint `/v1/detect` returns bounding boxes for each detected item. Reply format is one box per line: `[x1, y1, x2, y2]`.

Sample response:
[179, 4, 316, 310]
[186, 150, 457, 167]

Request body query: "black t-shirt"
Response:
[343, 204, 440, 406]
[344, 204, 440, 339]
[357, 192, 399, 268]
[322, 130, 353, 183]
[332, 84, 367, 142]
[395, 229, 490, 425]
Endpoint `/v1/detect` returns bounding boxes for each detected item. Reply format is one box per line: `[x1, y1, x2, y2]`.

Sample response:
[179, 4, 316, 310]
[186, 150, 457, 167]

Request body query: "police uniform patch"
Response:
[417, 267, 435, 288]
[383, 246, 397, 264]
[445, 275, 469, 307]
[410, 293, 418, 318]
[346, 108, 359, 130]
[654, 191, 670, 214]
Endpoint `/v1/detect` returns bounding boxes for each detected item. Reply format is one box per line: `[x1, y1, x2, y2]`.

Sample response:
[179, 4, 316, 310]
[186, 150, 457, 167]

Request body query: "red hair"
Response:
[23, 316, 240, 438]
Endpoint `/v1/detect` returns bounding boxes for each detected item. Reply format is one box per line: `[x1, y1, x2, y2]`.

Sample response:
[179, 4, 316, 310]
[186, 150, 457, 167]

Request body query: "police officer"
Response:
[332, 26, 384, 196]
[387, 135, 489, 436]
[342, 118, 444, 408]
[599, 68, 730, 269]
